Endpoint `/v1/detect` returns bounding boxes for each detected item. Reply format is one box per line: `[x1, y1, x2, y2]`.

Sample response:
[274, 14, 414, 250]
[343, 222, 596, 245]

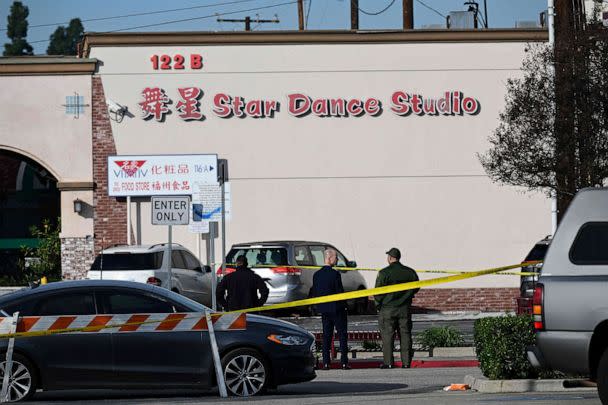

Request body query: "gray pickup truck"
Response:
[527, 188, 608, 405]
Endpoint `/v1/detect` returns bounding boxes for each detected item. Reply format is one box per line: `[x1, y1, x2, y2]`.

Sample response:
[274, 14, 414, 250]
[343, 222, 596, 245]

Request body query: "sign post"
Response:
[151, 196, 190, 291]
[218, 159, 229, 310]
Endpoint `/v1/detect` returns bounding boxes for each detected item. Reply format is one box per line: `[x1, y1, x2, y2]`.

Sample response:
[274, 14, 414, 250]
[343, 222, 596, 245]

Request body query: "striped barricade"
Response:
[0, 312, 246, 338]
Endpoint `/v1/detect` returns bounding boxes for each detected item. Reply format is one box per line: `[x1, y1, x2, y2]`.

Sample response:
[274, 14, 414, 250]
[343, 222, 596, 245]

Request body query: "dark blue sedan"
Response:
[0, 280, 316, 401]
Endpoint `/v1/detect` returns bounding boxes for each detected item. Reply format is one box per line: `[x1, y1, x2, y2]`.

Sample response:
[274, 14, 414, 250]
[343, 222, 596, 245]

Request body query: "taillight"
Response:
[532, 283, 544, 331]
[271, 266, 301, 276]
[147, 277, 162, 287]
[217, 266, 236, 276]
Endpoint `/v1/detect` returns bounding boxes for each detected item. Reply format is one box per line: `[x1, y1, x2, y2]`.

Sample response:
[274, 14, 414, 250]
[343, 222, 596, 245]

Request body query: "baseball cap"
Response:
[386, 248, 401, 260]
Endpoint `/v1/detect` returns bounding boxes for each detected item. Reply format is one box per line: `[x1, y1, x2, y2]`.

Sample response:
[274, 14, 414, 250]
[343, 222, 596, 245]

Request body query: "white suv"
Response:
[87, 244, 213, 306]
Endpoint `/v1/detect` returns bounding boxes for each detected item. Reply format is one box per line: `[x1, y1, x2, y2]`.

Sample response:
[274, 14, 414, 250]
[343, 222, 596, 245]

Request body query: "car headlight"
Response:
[267, 334, 308, 346]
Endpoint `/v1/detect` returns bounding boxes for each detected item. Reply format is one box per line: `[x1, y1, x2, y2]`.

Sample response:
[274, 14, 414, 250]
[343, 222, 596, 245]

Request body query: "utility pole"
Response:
[298, 0, 305, 30]
[552, 0, 584, 226]
[548, 0, 557, 235]
[402, 0, 413, 29]
[351, 0, 359, 30]
[217, 15, 279, 31]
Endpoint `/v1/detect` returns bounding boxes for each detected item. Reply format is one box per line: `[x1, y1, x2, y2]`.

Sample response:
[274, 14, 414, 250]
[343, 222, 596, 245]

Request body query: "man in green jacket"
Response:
[375, 248, 419, 368]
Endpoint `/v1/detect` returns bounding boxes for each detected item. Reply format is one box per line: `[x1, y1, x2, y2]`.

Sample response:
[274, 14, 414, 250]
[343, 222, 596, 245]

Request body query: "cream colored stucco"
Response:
[91, 41, 551, 288]
[0, 75, 93, 238]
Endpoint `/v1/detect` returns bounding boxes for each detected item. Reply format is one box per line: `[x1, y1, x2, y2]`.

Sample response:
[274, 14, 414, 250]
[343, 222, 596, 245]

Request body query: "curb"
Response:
[464, 375, 597, 393]
[320, 359, 480, 370]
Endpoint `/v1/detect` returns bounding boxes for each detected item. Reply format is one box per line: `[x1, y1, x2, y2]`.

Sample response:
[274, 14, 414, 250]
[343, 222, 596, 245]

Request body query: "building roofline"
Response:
[0, 56, 97, 76]
[81, 29, 548, 57]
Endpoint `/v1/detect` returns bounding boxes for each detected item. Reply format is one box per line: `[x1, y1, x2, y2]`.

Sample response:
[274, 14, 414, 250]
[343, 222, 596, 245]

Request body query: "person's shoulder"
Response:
[400, 263, 417, 274]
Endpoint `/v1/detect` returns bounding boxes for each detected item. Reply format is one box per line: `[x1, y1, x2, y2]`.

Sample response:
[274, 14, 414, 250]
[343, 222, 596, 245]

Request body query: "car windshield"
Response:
[226, 247, 288, 267]
[90, 252, 164, 271]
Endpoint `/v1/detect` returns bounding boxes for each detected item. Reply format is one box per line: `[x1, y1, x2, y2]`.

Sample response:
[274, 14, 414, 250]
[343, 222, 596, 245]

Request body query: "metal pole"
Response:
[197, 233, 202, 267]
[548, 0, 557, 235]
[1, 312, 19, 403]
[210, 223, 217, 311]
[127, 196, 131, 245]
[220, 183, 226, 309]
[136, 201, 142, 245]
[206, 310, 228, 398]
[168, 226, 173, 291]
[548, 0, 555, 45]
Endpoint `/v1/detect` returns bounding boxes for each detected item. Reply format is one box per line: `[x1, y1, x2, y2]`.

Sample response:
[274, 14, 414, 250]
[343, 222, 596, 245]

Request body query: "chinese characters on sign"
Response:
[138, 88, 481, 122]
[108, 154, 217, 197]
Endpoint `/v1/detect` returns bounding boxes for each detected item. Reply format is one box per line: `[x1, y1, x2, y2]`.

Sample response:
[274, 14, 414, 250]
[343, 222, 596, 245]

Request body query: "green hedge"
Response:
[474, 315, 536, 380]
[418, 326, 464, 350]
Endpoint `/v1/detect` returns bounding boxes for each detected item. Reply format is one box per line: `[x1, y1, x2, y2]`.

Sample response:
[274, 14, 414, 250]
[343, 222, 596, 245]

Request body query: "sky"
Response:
[1, 0, 548, 55]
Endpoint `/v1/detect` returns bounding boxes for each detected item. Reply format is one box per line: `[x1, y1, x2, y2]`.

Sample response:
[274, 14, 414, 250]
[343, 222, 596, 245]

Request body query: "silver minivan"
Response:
[222, 241, 368, 314]
[87, 244, 213, 306]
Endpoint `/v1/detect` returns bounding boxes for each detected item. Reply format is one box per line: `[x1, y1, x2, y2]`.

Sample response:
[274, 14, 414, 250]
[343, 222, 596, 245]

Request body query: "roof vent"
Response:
[515, 20, 541, 28]
[447, 11, 476, 29]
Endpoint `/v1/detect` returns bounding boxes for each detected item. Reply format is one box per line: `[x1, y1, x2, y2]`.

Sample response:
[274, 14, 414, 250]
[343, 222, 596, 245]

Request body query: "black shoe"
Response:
[379, 364, 393, 369]
[401, 364, 411, 369]
[322, 364, 331, 370]
[341, 364, 351, 370]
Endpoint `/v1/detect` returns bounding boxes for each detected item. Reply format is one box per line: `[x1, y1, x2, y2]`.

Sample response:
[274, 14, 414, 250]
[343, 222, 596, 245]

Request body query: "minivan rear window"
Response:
[570, 222, 608, 265]
[226, 248, 288, 267]
[90, 252, 164, 270]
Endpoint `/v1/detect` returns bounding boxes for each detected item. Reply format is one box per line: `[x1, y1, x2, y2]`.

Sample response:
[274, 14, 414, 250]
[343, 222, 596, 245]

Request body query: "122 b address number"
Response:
[150, 54, 203, 70]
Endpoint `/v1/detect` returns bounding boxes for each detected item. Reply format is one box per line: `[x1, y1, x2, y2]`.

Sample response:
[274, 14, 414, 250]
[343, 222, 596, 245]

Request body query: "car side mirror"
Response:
[347, 260, 357, 268]
[202, 265, 212, 273]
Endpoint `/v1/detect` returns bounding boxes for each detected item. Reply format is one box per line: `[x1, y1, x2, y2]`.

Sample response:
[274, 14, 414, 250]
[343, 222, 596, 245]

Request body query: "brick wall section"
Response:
[92, 76, 127, 256]
[411, 288, 519, 313]
[61, 237, 94, 280]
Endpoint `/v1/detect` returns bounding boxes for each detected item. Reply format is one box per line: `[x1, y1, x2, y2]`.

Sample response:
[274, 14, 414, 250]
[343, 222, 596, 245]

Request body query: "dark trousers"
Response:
[321, 310, 348, 366]
[379, 305, 413, 366]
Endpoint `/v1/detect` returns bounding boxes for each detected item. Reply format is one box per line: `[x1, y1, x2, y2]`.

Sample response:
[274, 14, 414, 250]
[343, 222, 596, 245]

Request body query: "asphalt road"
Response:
[27, 367, 601, 405]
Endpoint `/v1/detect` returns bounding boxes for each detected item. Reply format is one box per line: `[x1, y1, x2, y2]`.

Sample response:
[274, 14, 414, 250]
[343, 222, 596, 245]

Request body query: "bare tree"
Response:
[479, 17, 608, 220]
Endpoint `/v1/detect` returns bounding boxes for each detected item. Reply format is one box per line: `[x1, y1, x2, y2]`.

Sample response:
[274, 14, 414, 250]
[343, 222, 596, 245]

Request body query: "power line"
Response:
[305, 0, 313, 28]
[29, 1, 299, 45]
[0, 0, 261, 32]
[358, 0, 397, 16]
[416, 0, 446, 19]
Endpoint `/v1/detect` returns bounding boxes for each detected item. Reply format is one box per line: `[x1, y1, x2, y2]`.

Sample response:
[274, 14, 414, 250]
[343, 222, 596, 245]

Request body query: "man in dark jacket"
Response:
[375, 248, 419, 368]
[312, 248, 350, 370]
[216, 255, 269, 311]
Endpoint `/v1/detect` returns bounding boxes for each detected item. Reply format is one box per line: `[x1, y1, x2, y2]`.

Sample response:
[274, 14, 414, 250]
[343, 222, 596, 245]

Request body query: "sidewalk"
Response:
[321, 347, 479, 369]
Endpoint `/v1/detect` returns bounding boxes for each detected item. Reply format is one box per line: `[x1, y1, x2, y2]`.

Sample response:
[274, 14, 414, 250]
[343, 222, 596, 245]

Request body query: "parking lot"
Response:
[28, 367, 600, 405]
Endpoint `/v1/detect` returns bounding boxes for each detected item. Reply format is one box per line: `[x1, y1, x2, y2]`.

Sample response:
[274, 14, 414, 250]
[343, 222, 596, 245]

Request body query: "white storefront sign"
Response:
[151, 196, 190, 225]
[107, 154, 217, 197]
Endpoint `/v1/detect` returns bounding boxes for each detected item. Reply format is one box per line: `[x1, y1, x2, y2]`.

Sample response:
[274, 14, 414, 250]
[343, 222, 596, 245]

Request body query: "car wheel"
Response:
[0, 353, 37, 402]
[222, 348, 268, 397]
[598, 349, 608, 405]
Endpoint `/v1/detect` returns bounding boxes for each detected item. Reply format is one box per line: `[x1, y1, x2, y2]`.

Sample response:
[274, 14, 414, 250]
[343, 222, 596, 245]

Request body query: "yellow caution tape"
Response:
[226, 261, 541, 314]
[1, 261, 540, 338]
[242, 264, 540, 276]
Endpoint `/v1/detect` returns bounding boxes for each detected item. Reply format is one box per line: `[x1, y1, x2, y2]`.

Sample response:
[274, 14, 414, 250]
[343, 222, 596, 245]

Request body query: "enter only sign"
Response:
[151, 196, 190, 225]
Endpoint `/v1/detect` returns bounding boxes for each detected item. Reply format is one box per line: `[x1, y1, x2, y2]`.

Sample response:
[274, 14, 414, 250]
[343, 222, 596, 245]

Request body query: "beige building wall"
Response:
[90, 40, 551, 289]
[0, 74, 94, 239]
